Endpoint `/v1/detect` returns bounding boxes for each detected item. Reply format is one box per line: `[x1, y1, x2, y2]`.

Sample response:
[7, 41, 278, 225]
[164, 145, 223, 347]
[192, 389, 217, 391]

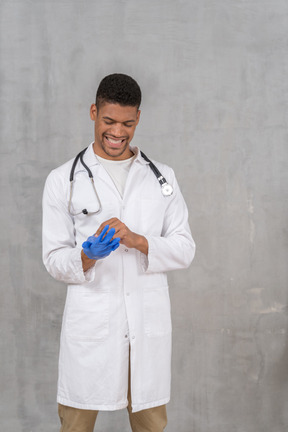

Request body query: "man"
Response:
[42, 73, 195, 432]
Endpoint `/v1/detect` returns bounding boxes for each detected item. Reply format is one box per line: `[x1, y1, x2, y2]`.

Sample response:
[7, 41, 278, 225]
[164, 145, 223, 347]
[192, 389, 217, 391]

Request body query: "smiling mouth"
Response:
[105, 136, 126, 147]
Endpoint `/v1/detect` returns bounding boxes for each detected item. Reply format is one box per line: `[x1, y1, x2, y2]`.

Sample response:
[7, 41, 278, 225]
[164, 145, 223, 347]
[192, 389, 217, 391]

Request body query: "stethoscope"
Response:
[68, 147, 173, 216]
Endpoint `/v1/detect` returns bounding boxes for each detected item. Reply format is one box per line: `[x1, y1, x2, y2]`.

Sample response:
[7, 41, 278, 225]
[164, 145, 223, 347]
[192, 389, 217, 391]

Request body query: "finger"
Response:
[112, 226, 127, 241]
[96, 218, 120, 236]
[98, 225, 110, 241]
[111, 242, 120, 251]
[103, 217, 119, 225]
[96, 224, 109, 237]
[103, 227, 116, 243]
[111, 236, 121, 244]
[110, 237, 120, 249]
[87, 236, 97, 243]
[82, 240, 91, 249]
[107, 221, 123, 234]
[101, 220, 125, 238]
[82, 236, 96, 248]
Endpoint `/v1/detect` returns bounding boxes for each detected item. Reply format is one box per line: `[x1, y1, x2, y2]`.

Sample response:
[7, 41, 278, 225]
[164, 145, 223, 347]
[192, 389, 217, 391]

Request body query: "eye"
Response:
[124, 123, 133, 128]
[104, 121, 114, 125]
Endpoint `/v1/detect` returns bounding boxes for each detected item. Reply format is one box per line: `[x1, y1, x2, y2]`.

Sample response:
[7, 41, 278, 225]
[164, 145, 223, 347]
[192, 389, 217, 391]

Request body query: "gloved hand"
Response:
[82, 225, 120, 260]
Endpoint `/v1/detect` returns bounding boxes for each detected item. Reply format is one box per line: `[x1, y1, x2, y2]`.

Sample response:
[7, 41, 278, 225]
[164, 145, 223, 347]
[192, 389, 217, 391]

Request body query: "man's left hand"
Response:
[96, 218, 148, 255]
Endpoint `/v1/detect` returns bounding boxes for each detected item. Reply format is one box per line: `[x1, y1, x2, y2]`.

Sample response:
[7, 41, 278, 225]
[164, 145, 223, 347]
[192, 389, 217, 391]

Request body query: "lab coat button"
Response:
[126, 292, 130, 296]
[132, 336, 135, 340]
[125, 249, 128, 252]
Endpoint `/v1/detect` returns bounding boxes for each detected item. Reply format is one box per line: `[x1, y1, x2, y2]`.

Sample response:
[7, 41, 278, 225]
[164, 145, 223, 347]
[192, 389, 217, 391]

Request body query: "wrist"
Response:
[81, 249, 96, 272]
[134, 234, 148, 255]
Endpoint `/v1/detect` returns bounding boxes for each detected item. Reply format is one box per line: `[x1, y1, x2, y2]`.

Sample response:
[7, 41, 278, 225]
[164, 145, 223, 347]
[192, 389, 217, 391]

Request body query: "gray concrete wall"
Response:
[1, 1, 287, 431]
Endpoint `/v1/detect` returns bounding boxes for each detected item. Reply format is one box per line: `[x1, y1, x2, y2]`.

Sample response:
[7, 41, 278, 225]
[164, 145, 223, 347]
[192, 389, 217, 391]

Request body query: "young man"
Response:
[42, 73, 195, 432]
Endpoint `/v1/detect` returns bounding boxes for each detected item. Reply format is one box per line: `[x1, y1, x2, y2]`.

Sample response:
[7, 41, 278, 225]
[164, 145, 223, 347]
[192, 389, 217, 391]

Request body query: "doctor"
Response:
[42, 73, 195, 432]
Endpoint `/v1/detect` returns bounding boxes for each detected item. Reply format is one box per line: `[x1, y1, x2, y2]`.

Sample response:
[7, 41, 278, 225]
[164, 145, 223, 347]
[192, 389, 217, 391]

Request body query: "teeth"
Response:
[107, 137, 122, 144]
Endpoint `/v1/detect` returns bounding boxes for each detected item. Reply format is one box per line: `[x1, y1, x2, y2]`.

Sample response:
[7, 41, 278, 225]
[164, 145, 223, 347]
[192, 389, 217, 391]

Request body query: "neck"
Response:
[93, 142, 133, 160]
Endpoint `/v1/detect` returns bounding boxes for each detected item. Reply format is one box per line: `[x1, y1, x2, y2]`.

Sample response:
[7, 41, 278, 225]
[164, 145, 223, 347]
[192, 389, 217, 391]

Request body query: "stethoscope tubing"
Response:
[68, 147, 173, 215]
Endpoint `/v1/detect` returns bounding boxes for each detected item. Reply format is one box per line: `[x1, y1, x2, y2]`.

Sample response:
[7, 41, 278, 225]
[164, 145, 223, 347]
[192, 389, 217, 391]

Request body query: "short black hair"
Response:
[95, 73, 141, 110]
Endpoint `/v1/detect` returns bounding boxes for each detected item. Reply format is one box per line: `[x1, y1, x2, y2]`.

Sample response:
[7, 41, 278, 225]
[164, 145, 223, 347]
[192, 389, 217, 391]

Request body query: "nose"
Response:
[110, 122, 125, 137]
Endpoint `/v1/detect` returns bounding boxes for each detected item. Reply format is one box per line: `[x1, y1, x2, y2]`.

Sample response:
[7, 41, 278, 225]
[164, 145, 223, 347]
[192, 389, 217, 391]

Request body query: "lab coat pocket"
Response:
[139, 198, 166, 236]
[65, 290, 110, 341]
[143, 286, 172, 337]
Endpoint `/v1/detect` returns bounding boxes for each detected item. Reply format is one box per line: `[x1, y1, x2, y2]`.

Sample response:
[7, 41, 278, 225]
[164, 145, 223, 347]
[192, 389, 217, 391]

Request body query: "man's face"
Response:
[90, 102, 141, 160]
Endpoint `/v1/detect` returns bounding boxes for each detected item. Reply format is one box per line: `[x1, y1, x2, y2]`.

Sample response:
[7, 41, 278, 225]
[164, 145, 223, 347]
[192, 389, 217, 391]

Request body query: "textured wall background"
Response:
[1, 1, 288, 431]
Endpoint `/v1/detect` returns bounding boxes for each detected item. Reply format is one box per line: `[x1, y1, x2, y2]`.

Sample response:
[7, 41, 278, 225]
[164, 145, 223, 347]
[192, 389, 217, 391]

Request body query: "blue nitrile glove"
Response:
[82, 225, 120, 260]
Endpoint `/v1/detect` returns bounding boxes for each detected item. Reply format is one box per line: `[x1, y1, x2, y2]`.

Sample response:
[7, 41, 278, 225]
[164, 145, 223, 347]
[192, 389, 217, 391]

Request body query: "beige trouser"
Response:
[58, 402, 167, 432]
[58, 358, 167, 432]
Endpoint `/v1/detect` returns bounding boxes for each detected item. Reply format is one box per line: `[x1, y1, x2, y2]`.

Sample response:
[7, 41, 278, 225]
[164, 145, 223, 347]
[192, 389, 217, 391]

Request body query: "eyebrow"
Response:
[102, 116, 135, 123]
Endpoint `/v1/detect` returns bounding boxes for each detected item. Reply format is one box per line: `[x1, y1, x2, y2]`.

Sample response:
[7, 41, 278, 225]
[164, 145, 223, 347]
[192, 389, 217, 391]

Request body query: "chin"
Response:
[103, 143, 129, 158]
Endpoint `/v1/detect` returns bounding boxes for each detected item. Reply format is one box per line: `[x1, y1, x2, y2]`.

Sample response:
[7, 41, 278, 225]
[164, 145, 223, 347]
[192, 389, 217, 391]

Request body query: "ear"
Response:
[136, 110, 141, 125]
[90, 104, 97, 121]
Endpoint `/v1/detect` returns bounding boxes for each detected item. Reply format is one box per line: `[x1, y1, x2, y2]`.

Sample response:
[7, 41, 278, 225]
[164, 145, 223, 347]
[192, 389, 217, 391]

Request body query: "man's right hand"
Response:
[82, 225, 120, 260]
[81, 225, 120, 272]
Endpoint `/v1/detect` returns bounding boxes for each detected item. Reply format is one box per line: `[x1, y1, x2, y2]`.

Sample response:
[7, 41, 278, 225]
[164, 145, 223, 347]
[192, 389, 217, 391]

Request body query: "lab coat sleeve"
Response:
[141, 171, 195, 274]
[42, 169, 95, 284]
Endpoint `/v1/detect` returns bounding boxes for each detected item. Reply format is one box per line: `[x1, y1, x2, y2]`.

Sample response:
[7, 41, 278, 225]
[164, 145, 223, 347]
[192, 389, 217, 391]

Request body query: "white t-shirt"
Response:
[96, 154, 136, 197]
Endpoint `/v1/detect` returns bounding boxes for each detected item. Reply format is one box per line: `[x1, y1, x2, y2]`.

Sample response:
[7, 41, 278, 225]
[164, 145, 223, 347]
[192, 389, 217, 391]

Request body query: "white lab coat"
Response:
[42, 143, 195, 412]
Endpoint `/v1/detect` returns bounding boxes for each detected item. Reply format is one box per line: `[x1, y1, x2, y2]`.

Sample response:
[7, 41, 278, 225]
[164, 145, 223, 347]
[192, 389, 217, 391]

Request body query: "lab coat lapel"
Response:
[122, 146, 150, 202]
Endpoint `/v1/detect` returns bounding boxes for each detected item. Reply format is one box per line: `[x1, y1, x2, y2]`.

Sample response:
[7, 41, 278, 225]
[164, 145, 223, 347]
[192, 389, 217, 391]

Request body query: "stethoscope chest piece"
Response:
[161, 183, 173, 197]
[140, 151, 174, 197]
